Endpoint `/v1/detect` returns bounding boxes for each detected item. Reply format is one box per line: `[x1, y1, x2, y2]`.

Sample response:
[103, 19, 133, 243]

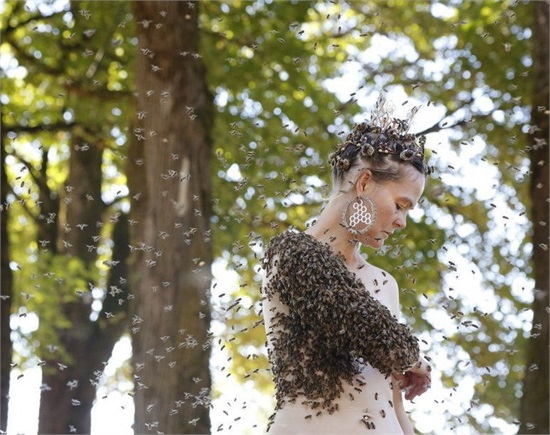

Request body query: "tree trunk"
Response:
[38, 138, 129, 434]
[0, 130, 14, 432]
[520, 2, 549, 434]
[129, 1, 214, 433]
[36, 147, 59, 255]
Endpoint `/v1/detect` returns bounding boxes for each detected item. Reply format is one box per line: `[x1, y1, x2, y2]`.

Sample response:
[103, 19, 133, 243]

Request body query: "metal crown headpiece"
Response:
[328, 95, 426, 173]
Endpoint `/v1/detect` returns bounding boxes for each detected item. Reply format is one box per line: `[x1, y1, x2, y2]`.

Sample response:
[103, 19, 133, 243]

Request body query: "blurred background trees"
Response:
[129, 2, 214, 433]
[2, 2, 135, 432]
[1, 0, 547, 434]
[520, 2, 549, 432]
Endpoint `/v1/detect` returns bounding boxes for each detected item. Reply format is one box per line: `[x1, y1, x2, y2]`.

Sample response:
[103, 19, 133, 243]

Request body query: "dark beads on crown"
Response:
[328, 96, 427, 173]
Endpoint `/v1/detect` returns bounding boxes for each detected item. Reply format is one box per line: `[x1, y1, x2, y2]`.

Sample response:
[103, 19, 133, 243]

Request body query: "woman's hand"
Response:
[393, 357, 432, 401]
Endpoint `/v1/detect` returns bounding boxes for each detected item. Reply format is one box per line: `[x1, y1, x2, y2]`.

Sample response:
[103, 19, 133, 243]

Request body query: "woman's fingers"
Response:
[393, 366, 432, 400]
[402, 371, 431, 400]
[393, 372, 409, 389]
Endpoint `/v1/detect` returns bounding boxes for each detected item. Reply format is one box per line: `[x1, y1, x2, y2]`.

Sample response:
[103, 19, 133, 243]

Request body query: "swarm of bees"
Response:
[262, 230, 419, 421]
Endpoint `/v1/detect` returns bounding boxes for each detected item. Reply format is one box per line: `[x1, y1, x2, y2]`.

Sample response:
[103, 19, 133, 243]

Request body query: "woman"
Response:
[262, 99, 432, 434]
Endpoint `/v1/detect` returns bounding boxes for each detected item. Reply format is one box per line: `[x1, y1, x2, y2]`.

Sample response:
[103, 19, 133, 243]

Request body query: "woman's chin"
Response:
[362, 236, 385, 249]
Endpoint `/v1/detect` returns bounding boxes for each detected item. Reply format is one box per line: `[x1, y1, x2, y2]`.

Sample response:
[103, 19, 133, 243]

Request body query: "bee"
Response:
[361, 412, 375, 430]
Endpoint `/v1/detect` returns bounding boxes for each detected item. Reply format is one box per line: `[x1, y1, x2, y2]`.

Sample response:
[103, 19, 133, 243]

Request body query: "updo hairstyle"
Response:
[328, 119, 429, 197]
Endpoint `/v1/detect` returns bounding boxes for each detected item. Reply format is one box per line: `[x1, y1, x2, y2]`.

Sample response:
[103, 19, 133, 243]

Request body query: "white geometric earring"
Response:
[341, 196, 377, 236]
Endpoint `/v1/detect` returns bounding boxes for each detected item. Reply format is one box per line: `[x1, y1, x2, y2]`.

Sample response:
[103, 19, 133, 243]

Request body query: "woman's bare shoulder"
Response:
[371, 264, 398, 288]
[358, 261, 401, 316]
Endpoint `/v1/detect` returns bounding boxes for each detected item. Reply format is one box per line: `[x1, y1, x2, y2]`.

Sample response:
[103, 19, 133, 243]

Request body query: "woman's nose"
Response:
[394, 214, 407, 230]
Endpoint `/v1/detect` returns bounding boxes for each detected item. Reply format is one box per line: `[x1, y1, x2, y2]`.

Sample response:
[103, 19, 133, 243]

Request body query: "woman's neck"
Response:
[304, 202, 362, 267]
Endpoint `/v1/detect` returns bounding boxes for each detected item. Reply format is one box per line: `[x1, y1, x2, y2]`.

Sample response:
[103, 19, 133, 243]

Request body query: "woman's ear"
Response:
[355, 169, 373, 196]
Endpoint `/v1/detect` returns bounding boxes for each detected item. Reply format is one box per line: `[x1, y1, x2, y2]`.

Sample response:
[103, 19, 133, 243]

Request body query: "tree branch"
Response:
[2, 8, 68, 39]
[65, 82, 133, 100]
[415, 96, 494, 136]
[3, 35, 65, 76]
[4, 35, 132, 101]
[416, 114, 492, 136]
[3, 121, 74, 134]
[8, 147, 51, 199]
[3, 181, 40, 224]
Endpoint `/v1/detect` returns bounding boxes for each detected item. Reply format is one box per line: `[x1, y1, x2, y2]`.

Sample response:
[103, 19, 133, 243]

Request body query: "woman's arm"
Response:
[392, 375, 415, 435]
[263, 231, 419, 376]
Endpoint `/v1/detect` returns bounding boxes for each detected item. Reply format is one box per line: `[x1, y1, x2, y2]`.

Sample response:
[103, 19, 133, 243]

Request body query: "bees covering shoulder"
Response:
[262, 230, 419, 416]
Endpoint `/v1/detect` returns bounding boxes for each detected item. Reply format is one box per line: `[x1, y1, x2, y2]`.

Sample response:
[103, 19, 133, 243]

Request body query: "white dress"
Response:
[262, 231, 417, 434]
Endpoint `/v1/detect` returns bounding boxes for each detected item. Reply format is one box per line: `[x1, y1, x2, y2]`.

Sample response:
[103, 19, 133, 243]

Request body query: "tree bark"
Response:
[520, 2, 550, 434]
[38, 138, 130, 434]
[0, 128, 14, 432]
[129, 1, 214, 433]
[36, 148, 59, 254]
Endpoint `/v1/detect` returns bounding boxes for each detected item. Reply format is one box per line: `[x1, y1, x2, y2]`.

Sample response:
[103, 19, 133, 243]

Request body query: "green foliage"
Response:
[11, 247, 99, 368]
[1, 0, 136, 382]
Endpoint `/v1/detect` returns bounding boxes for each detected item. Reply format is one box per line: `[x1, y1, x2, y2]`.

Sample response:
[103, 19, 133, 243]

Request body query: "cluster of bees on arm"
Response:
[261, 231, 420, 429]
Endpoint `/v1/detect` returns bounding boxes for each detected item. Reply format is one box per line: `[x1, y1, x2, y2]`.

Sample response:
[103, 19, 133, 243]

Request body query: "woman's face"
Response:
[357, 165, 425, 249]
